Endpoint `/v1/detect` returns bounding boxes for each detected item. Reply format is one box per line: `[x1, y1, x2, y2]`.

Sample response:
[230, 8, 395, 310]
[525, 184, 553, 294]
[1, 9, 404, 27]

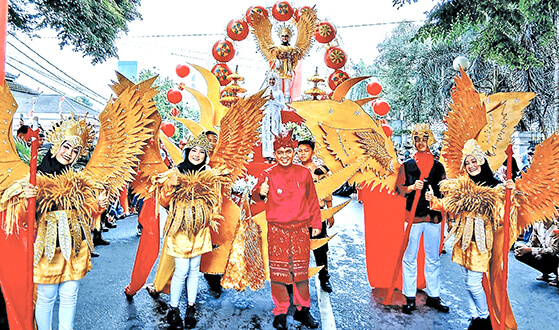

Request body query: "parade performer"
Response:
[261, 73, 285, 161]
[427, 139, 515, 329]
[297, 139, 334, 292]
[0, 74, 157, 330]
[158, 133, 230, 329]
[423, 67, 559, 329]
[395, 124, 448, 314]
[252, 130, 321, 330]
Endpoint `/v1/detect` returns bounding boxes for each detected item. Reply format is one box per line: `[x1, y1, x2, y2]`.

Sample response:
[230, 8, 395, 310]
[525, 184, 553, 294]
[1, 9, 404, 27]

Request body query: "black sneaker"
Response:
[167, 307, 182, 328]
[293, 307, 319, 328]
[272, 314, 287, 330]
[184, 304, 197, 329]
[425, 296, 449, 313]
[320, 279, 333, 293]
[402, 296, 416, 314]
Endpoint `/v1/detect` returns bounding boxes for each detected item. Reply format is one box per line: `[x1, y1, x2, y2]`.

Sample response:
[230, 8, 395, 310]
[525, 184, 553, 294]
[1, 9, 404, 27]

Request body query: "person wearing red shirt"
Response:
[252, 131, 322, 330]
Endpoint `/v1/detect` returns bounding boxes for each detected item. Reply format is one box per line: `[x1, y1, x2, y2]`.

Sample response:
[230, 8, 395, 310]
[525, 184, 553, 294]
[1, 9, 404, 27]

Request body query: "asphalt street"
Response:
[45, 196, 559, 329]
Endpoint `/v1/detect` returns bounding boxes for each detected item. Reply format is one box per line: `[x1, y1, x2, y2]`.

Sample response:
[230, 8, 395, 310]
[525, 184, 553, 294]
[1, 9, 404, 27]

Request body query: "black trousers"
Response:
[311, 221, 329, 281]
[515, 252, 559, 276]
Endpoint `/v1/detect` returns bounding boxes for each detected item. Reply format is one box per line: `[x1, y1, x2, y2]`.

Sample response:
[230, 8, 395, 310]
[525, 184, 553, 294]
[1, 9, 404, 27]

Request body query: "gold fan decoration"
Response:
[251, 7, 317, 79]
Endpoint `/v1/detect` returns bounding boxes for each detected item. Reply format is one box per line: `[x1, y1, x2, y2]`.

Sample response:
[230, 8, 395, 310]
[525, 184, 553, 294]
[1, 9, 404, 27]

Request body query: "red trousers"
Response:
[271, 280, 310, 315]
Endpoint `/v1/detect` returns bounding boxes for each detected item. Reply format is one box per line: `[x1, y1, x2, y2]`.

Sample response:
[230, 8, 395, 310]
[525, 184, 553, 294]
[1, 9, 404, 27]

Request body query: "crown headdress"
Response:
[461, 139, 486, 167]
[410, 123, 436, 147]
[47, 113, 95, 158]
[186, 133, 213, 152]
[278, 25, 293, 38]
[273, 130, 298, 150]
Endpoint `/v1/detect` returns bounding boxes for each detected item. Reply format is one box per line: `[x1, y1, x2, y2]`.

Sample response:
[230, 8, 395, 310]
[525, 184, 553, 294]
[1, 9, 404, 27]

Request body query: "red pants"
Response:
[271, 280, 310, 315]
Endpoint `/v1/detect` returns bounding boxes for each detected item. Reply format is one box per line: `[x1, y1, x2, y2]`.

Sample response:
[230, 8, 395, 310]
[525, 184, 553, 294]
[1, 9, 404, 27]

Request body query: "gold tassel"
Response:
[58, 211, 72, 261]
[462, 215, 474, 250]
[474, 216, 486, 254]
[34, 217, 47, 265]
[44, 213, 58, 262]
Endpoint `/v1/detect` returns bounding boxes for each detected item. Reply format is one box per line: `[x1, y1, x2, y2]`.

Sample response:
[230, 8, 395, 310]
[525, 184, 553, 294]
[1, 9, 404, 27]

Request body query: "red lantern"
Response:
[328, 70, 349, 90]
[315, 22, 336, 44]
[211, 63, 232, 86]
[246, 6, 268, 26]
[212, 39, 235, 63]
[366, 80, 382, 96]
[176, 64, 190, 78]
[373, 100, 391, 116]
[170, 107, 180, 117]
[272, 1, 294, 21]
[382, 124, 393, 137]
[161, 121, 176, 137]
[325, 46, 347, 69]
[294, 6, 312, 22]
[166, 89, 182, 104]
[227, 19, 249, 41]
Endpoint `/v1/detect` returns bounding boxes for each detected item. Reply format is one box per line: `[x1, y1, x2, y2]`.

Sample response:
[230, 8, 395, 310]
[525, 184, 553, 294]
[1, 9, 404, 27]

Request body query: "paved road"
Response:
[48, 196, 559, 329]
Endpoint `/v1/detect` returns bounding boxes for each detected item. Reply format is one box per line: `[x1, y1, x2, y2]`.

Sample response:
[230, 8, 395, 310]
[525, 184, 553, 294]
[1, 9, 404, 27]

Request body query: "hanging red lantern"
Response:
[294, 6, 312, 22]
[176, 64, 190, 78]
[328, 70, 349, 90]
[325, 46, 347, 69]
[212, 39, 235, 63]
[170, 107, 180, 117]
[227, 19, 249, 41]
[211, 63, 233, 86]
[373, 100, 391, 116]
[315, 22, 336, 44]
[166, 89, 182, 104]
[272, 1, 294, 21]
[382, 123, 393, 137]
[246, 6, 268, 26]
[161, 121, 176, 137]
[366, 80, 382, 96]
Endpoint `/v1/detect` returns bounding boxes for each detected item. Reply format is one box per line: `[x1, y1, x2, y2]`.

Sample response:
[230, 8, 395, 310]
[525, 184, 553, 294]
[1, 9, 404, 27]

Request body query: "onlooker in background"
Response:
[522, 149, 534, 172]
[514, 219, 559, 285]
[16, 125, 29, 142]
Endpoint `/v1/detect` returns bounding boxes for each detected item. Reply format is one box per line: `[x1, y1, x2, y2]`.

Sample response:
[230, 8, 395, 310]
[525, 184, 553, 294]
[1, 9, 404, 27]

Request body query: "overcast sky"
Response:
[6, 0, 436, 105]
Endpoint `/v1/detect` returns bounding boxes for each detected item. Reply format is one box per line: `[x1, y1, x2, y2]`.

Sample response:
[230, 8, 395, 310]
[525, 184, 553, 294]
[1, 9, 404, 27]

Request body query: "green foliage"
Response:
[14, 138, 45, 165]
[8, 0, 141, 64]
[284, 122, 314, 141]
[137, 68, 200, 141]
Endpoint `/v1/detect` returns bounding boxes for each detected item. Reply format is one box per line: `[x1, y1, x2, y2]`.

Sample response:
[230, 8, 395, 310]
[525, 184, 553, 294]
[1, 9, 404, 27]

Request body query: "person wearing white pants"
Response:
[35, 281, 80, 330]
[169, 256, 201, 323]
[395, 124, 449, 315]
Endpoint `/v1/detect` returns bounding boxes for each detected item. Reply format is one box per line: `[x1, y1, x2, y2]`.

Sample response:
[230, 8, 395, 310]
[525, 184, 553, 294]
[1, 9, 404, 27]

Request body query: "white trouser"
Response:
[402, 222, 441, 298]
[35, 280, 80, 330]
[461, 267, 489, 319]
[170, 255, 201, 307]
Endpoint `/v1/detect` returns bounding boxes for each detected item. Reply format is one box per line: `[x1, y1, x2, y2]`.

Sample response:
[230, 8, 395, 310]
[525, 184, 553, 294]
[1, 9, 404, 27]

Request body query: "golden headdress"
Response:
[186, 133, 212, 153]
[47, 113, 95, 158]
[461, 138, 486, 167]
[279, 26, 293, 38]
[410, 123, 435, 147]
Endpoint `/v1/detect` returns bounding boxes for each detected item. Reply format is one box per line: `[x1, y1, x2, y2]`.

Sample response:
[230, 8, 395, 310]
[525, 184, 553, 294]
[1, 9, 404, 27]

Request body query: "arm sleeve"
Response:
[395, 164, 409, 197]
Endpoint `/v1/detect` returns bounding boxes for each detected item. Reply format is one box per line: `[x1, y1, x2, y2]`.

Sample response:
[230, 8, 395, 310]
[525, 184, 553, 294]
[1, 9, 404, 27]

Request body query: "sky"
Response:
[5, 0, 436, 108]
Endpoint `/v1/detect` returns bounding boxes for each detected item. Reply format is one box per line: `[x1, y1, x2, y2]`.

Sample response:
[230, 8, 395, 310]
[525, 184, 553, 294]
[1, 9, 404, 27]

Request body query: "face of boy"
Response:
[414, 135, 429, 152]
[297, 144, 313, 164]
[274, 147, 295, 167]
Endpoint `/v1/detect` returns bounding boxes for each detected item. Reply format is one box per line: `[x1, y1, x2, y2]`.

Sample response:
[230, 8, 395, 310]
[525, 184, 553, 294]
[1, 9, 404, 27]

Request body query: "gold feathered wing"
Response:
[315, 123, 398, 199]
[211, 90, 267, 181]
[441, 68, 488, 178]
[294, 7, 317, 57]
[0, 82, 28, 192]
[515, 133, 559, 229]
[250, 10, 274, 61]
[83, 74, 158, 200]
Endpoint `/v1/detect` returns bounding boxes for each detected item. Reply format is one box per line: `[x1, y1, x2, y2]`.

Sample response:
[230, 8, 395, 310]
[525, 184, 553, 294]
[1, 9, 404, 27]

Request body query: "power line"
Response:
[8, 35, 107, 101]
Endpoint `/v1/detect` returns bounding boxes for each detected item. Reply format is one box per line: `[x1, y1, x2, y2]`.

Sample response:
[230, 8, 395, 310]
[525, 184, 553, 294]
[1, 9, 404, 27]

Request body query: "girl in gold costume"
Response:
[427, 139, 516, 330]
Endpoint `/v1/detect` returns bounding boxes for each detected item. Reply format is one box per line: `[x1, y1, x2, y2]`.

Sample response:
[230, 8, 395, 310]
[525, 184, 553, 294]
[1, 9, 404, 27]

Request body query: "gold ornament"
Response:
[279, 26, 293, 38]
[410, 123, 436, 147]
[186, 133, 213, 153]
[461, 139, 486, 167]
[47, 113, 95, 158]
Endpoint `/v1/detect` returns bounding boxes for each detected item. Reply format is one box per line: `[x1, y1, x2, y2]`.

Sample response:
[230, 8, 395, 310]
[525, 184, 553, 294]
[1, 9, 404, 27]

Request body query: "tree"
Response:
[137, 68, 200, 141]
[392, 0, 559, 133]
[8, 0, 142, 64]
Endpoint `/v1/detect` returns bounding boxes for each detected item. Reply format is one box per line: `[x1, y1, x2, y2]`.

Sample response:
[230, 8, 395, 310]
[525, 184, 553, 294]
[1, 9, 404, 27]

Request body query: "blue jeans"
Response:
[35, 280, 80, 330]
[461, 267, 489, 319]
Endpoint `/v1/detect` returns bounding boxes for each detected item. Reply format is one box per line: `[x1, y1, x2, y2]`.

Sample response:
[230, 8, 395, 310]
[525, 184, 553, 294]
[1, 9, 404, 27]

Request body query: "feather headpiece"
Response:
[461, 139, 486, 167]
[410, 123, 435, 147]
[186, 133, 212, 153]
[47, 113, 95, 158]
